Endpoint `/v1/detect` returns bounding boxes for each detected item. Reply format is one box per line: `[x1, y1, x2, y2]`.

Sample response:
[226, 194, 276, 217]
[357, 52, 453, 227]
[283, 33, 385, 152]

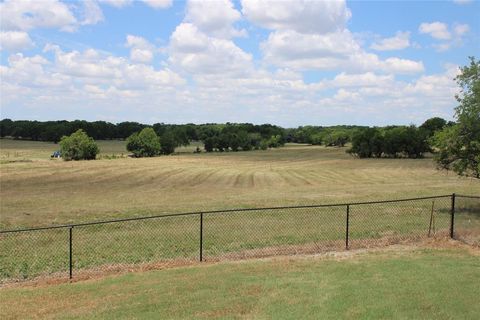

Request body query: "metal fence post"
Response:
[69, 226, 73, 279]
[450, 193, 456, 239]
[199, 213, 203, 262]
[345, 205, 350, 250]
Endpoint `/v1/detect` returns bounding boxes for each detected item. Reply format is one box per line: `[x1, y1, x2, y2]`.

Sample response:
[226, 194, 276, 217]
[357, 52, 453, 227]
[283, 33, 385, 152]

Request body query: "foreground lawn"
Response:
[1, 247, 479, 319]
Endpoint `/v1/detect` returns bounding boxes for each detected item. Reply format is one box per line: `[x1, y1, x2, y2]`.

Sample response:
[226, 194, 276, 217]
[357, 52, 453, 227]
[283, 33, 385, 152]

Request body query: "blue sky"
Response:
[0, 0, 478, 127]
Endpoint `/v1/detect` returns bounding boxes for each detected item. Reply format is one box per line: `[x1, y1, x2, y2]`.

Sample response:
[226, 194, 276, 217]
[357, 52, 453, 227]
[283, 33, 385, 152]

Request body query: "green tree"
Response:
[433, 57, 480, 178]
[420, 117, 447, 137]
[59, 129, 99, 161]
[203, 137, 216, 152]
[348, 128, 380, 158]
[126, 127, 161, 157]
[160, 131, 177, 155]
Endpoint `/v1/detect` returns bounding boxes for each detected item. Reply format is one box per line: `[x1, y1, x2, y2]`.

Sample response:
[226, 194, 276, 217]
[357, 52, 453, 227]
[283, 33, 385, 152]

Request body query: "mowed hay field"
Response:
[1, 138, 479, 229]
[1, 246, 479, 319]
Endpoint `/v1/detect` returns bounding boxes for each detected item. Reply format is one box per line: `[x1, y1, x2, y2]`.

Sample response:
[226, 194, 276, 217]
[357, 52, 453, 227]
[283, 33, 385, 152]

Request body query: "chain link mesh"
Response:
[1, 194, 478, 284]
[455, 195, 480, 246]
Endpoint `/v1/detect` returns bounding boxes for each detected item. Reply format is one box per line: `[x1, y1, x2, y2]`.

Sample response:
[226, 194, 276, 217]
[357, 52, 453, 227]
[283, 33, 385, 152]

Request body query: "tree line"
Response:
[0, 118, 451, 156]
[347, 119, 451, 159]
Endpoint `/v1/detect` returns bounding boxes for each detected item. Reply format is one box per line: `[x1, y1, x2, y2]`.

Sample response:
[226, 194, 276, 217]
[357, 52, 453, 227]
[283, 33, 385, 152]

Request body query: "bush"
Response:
[59, 129, 99, 161]
[126, 128, 161, 157]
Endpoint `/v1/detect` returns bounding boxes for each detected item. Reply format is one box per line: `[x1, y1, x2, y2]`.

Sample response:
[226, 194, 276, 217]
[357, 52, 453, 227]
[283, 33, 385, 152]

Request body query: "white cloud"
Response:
[99, 0, 131, 8]
[370, 31, 410, 51]
[185, 0, 246, 38]
[382, 57, 424, 74]
[169, 23, 253, 75]
[332, 72, 394, 87]
[141, 0, 173, 9]
[125, 35, 155, 63]
[419, 22, 451, 40]
[261, 30, 423, 74]
[419, 22, 470, 52]
[0, 0, 77, 32]
[80, 0, 105, 26]
[100, 0, 172, 9]
[454, 23, 469, 36]
[0, 31, 34, 51]
[40, 45, 184, 88]
[241, 0, 351, 34]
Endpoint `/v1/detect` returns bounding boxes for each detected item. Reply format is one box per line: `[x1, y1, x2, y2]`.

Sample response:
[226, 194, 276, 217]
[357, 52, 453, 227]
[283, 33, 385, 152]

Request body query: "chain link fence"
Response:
[1, 194, 478, 284]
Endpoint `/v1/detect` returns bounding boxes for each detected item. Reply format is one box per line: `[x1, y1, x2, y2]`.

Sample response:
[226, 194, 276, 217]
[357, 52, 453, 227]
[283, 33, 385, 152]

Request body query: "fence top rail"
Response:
[1, 193, 473, 234]
[456, 194, 480, 199]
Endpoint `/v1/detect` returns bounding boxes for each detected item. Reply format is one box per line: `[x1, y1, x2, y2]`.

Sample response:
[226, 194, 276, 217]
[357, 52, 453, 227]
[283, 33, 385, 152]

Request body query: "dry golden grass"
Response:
[1, 140, 479, 228]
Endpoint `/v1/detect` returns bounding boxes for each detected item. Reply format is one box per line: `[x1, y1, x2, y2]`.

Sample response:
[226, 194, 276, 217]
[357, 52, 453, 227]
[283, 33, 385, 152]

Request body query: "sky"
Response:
[0, 0, 479, 127]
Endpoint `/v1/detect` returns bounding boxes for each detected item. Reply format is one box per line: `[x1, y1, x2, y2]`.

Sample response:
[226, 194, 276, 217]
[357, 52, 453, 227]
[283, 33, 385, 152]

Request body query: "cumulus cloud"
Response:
[370, 31, 410, 51]
[80, 0, 105, 26]
[419, 22, 470, 51]
[332, 72, 394, 87]
[99, 0, 131, 8]
[241, 0, 351, 34]
[185, 0, 246, 38]
[0, 31, 34, 51]
[169, 23, 253, 75]
[453, 23, 470, 36]
[419, 22, 451, 40]
[261, 29, 423, 74]
[39, 44, 184, 89]
[125, 35, 155, 63]
[141, 0, 173, 9]
[100, 0, 172, 9]
[0, 0, 77, 32]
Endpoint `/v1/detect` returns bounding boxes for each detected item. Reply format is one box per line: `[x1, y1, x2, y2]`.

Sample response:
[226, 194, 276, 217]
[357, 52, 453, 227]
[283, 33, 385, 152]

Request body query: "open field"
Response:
[1, 139, 479, 229]
[1, 245, 479, 319]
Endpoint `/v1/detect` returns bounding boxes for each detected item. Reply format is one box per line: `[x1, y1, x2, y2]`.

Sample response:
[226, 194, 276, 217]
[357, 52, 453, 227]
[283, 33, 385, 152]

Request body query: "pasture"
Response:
[1, 246, 479, 319]
[1, 139, 479, 229]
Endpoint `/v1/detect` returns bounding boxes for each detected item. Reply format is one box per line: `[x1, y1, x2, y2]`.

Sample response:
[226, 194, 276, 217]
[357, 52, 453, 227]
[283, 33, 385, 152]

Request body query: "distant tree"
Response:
[126, 127, 161, 157]
[433, 57, 480, 178]
[324, 130, 349, 147]
[203, 137, 216, 152]
[260, 140, 269, 150]
[117, 122, 146, 139]
[0, 119, 13, 137]
[310, 133, 323, 145]
[160, 131, 177, 155]
[348, 128, 382, 158]
[59, 129, 99, 161]
[247, 132, 262, 150]
[420, 117, 447, 137]
[266, 135, 284, 148]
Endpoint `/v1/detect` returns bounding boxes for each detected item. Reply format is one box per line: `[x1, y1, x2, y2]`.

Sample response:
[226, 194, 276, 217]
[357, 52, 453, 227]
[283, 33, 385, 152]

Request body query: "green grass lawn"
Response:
[1, 247, 479, 319]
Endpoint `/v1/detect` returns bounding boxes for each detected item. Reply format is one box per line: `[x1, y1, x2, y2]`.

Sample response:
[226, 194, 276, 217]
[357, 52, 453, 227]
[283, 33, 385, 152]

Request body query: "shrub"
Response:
[126, 128, 161, 157]
[59, 129, 99, 161]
